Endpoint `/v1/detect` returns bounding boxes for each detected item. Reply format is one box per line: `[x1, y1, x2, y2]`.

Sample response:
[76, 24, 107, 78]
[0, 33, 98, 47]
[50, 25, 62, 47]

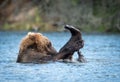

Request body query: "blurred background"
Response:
[0, 0, 120, 32]
[0, 1, 120, 82]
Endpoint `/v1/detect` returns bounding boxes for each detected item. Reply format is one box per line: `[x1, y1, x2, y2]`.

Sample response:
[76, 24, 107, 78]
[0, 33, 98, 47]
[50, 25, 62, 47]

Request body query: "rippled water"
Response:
[0, 31, 120, 82]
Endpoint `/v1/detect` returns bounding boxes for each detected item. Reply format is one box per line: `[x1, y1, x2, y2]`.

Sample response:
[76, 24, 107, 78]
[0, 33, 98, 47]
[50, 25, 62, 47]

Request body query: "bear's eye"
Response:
[47, 42, 52, 48]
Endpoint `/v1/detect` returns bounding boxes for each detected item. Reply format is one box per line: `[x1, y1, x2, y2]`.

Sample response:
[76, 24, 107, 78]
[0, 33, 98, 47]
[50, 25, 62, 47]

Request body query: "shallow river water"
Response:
[0, 31, 120, 82]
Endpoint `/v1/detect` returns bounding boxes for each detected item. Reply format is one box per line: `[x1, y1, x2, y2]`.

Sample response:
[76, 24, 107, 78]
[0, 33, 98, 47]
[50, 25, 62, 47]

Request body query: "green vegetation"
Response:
[0, 0, 120, 33]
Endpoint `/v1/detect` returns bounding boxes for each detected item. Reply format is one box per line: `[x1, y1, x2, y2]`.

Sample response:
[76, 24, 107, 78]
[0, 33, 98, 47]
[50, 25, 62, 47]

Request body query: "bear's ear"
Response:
[27, 32, 35, 40]
[28, 32, 34, 35]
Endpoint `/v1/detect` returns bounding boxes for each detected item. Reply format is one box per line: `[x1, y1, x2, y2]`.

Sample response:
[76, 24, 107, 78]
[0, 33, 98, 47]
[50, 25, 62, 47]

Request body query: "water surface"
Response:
[0, 31, 120, 82]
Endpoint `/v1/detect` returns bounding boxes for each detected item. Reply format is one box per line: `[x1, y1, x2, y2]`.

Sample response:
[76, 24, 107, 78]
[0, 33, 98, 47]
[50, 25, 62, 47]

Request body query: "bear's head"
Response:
[20, 32, 57, 55]
[17, 32, 57, 63]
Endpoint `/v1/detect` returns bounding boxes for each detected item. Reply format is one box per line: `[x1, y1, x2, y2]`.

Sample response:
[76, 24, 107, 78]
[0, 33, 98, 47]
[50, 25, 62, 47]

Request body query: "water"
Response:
[0, 31, 120, 82]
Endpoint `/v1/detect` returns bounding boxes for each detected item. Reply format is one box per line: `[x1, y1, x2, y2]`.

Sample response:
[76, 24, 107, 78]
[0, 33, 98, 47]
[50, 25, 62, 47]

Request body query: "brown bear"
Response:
[54, 25, 86, 62]
[17, 25, 86, 63]
[17, 32, 57, 63]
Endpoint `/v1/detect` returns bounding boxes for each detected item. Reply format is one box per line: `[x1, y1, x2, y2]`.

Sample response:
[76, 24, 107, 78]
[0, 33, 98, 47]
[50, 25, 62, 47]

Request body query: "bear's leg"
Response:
[77, 50, 86, 63]
[67, 54, 73, 60]
[61, 53, 73, 60]
[54, 52, 73, 61]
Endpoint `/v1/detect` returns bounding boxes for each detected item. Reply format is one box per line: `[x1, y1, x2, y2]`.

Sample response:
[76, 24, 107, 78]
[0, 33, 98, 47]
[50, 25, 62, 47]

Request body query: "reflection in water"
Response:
[0, 32, 120, 82]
